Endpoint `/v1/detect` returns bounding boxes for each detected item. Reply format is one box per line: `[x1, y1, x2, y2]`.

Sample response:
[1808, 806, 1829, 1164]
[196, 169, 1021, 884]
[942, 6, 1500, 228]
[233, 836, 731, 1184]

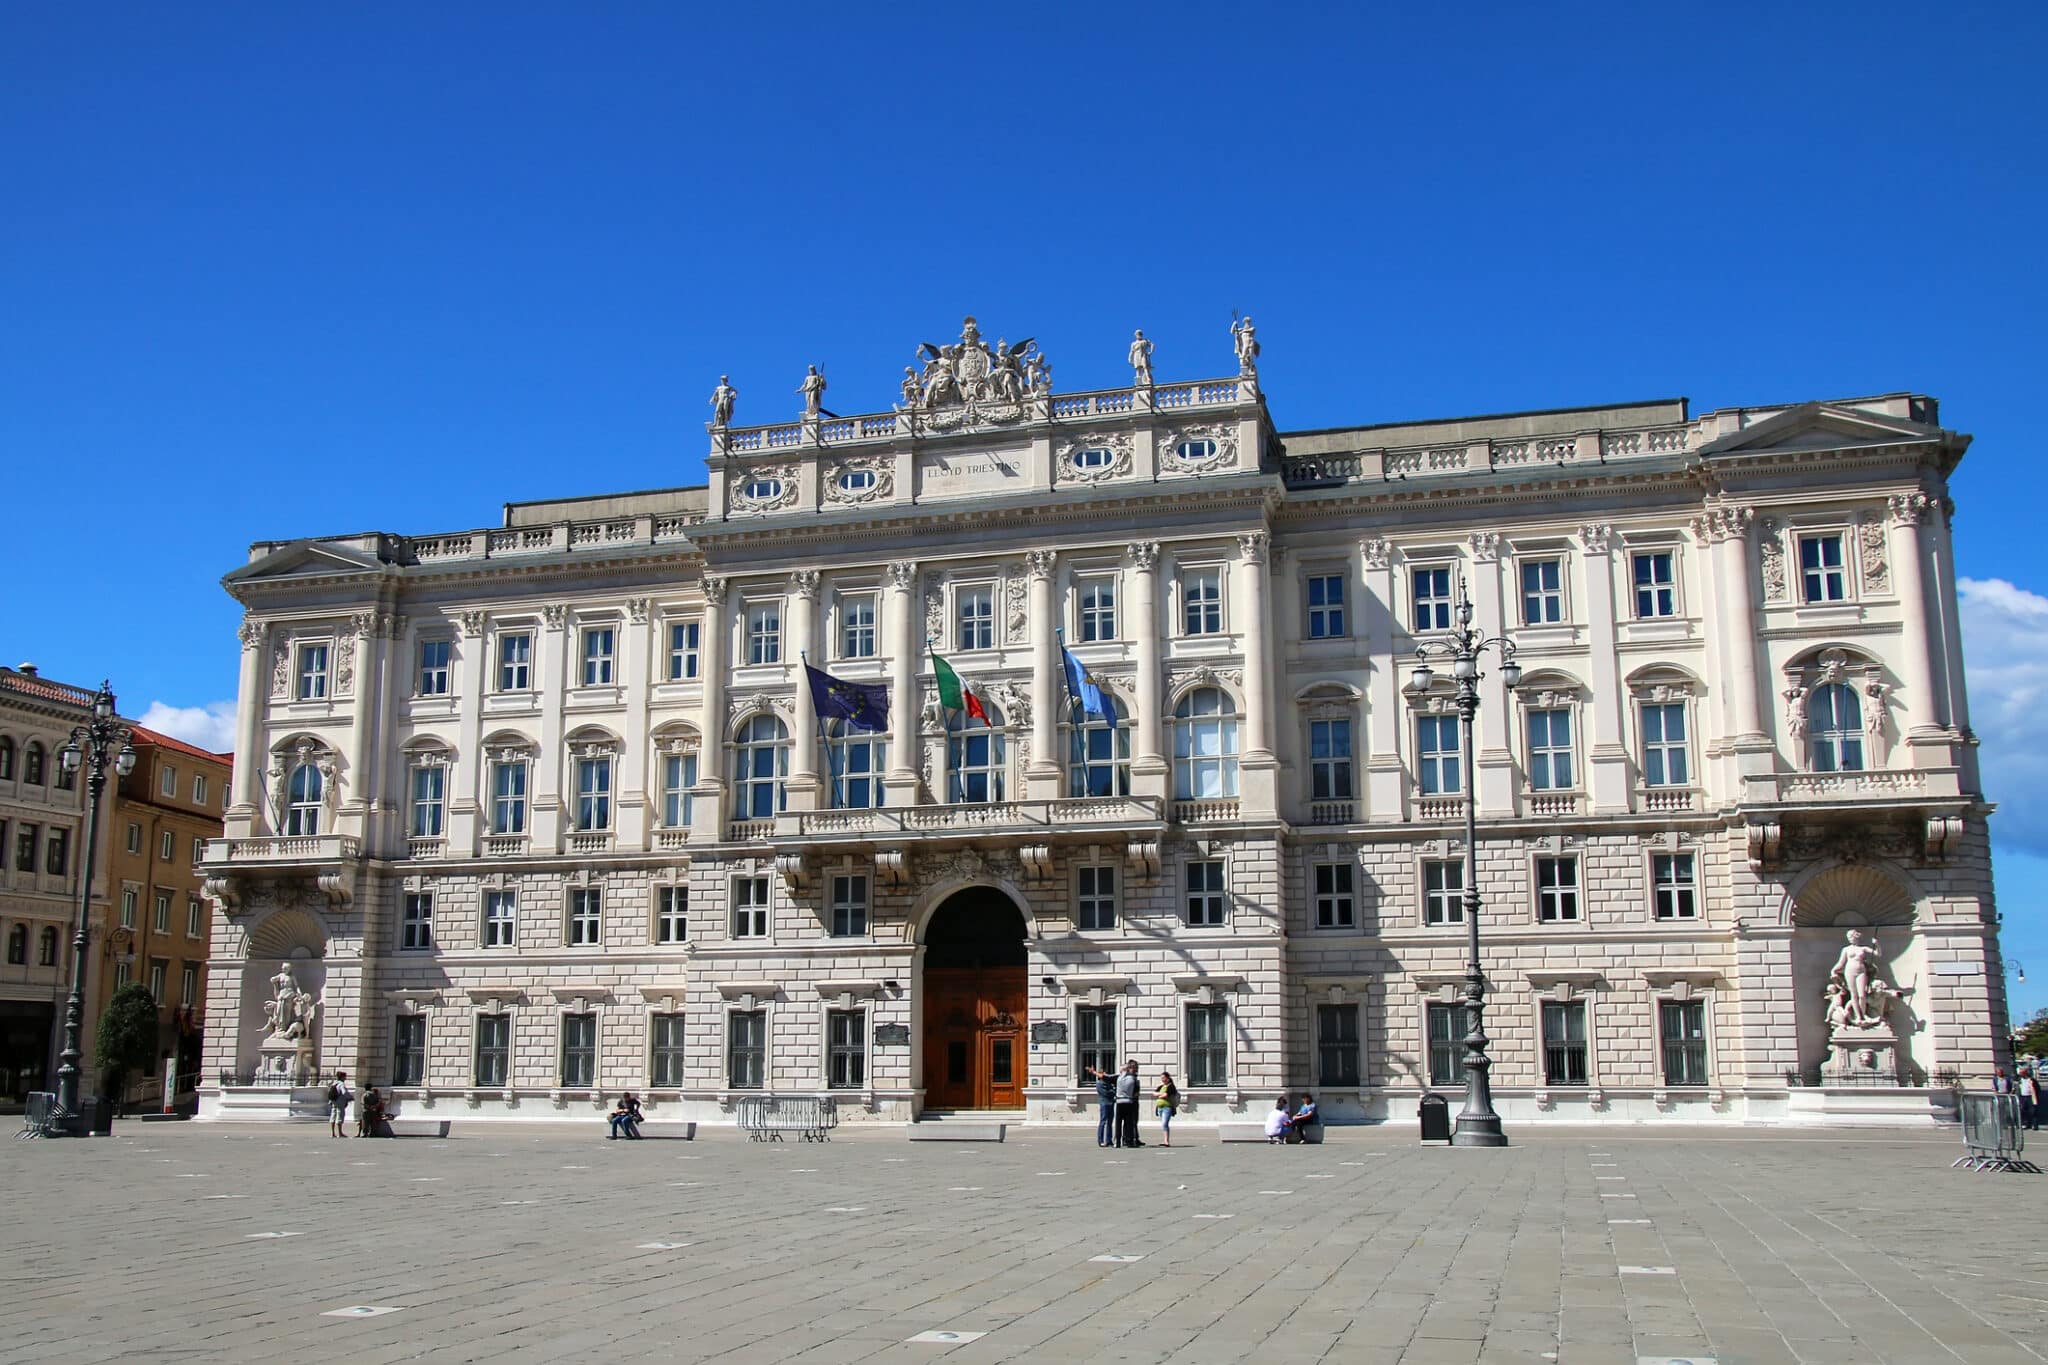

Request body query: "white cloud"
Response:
[137, 700, 237, 754]
[1960, 577, 2048, 853]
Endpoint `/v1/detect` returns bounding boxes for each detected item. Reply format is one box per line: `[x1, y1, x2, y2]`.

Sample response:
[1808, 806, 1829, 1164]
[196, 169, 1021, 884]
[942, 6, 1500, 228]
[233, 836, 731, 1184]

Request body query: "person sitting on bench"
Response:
[1264, 1096, 1292, 1144]
[608, 1092, 643, 1140]
[1285, 1093, 1320, 1144]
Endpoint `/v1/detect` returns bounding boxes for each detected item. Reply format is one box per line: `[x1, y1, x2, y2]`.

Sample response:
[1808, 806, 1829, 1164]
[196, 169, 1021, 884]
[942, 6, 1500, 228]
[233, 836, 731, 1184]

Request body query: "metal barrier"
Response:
[736, 1096, 838, 1142]
[1954, 1092, 2039, 1173]
[17, 1092, 57, 1139]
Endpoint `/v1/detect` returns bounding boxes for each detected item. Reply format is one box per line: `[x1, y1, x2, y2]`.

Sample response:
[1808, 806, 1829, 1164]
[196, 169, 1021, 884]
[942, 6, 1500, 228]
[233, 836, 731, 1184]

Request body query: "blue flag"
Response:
[806, 665, 889, 732]
[1061, 646, 1117, 730]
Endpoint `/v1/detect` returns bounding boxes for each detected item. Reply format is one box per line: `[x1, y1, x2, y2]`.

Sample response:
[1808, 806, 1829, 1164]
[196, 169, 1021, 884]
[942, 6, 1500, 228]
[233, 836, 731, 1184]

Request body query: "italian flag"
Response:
[930, 651, 990, 723]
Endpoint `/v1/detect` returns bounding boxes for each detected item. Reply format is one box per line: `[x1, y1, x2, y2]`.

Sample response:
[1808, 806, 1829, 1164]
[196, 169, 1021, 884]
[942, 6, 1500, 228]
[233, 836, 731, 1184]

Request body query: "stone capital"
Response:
[701, 574, 729, 607]
[1025, 549, 1058, 582]
[1887, 491, 1932, 527]
[1126, 541, 1159, 572]
[790, 569, 821, 601]
[1469, 531, 1501, 563]
[1360, 538, 1391, 570]
[886, 560, 919, 591]
[1236, 532, 1269, 566]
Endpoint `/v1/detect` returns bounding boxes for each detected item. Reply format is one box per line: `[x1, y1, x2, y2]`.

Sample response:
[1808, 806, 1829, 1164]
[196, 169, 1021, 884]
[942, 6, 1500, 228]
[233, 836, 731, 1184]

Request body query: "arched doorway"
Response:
[921, 887, 1028, 1111]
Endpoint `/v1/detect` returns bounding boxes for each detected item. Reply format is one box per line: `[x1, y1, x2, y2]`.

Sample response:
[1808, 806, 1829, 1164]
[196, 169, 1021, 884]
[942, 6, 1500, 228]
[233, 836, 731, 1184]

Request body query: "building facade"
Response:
[197, 320, 2007, 1126]
[103, 728, 230, 1106]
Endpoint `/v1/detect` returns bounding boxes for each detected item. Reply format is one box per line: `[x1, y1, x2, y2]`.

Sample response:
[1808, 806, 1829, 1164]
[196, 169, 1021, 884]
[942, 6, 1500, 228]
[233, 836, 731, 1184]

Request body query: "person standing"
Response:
[1155, 1071, 1179, 1148]
[2019, 1064, 2041, 1131]
[1115, 1059, 1143, 1148]
[326, 1071, 352, 1139]
[1087, 1065, 1115, 1148]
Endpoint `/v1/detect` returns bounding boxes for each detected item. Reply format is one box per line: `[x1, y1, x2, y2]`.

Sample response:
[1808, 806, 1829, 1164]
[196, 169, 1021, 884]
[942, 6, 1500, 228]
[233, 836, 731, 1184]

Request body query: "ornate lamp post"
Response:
[1407, 589, 1520, 1147]
[54, 683, 135, 1129]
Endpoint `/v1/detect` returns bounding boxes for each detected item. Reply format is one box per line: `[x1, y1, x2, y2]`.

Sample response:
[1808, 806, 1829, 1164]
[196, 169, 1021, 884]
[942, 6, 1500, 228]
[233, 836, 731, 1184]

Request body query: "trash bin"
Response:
[1418, 1092, 1451, 1143]
[91, 1096, 115, 1135]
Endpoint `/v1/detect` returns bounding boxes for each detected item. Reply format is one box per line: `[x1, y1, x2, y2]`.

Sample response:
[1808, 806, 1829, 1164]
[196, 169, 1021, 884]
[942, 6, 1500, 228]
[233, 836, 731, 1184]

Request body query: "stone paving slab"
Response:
[2, 1124, 2043, 1363]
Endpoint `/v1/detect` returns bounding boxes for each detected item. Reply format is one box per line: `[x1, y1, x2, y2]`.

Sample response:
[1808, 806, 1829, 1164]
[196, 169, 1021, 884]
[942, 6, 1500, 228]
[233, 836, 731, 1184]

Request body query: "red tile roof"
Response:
[0, 668, 98, 709]
[128, 724, 233, 765]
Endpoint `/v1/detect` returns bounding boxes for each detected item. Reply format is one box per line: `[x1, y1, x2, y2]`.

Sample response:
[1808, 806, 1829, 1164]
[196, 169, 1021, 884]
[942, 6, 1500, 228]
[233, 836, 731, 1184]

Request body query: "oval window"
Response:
[1176, 439, 1218, 463]
[837, 468, 876, 492]
[743, 478, 783, 501]
[1073, 447, 1113, 470]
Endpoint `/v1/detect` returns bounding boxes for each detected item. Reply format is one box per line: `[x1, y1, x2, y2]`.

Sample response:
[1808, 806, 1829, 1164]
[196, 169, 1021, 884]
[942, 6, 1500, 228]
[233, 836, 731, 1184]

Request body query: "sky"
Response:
[3, 4, 2043, 1017]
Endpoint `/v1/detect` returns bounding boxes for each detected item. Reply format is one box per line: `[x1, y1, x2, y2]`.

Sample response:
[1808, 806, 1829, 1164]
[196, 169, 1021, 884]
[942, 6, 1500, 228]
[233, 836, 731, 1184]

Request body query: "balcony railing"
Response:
[1639, 786, 1699, 814]
[482, 833, 529, 857]
[407, 837, 445, 860]
[1414, 796, 1465, 823]
[790, 795, 1164, 841]
[205, 835, 361, 864]
[1777, 770, 1929, 801]
[1304, 801, 1356, 826]
[728, 819, 776, 841]
[1526, 791, 1581, 817]
[566, 830, 614, 855]
[1172, 798, 1240, 824]
[654, 828, 691, 851]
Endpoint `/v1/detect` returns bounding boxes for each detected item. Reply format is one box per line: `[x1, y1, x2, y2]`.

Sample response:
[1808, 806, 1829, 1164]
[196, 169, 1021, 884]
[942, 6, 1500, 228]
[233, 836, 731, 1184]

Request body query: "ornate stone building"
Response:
[196, 319, 2007, 1127]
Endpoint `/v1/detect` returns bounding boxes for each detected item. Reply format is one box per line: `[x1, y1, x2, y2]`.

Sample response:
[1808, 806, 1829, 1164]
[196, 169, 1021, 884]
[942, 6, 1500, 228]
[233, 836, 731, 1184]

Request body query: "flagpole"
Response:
[802, 652, 842, 811]
[1058, 627, 1087, 797]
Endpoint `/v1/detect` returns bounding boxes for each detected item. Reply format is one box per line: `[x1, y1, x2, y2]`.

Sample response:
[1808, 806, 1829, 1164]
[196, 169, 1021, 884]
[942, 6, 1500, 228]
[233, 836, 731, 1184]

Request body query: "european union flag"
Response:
[1061, 645, 1118, 730]
[806, 664, 889, 732]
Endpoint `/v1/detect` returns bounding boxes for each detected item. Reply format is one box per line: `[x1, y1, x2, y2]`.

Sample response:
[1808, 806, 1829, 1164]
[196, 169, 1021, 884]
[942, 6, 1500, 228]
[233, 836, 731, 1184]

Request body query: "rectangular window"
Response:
[120, 885, 137, 929]
[410, 764, 446, 838]
[1526, 708, 1573, 791]
[417, 639, 452, 696]
[45, 828, 68, 877]
[474, 1014, 511, 1087]
[193, 773, 208, 805]
[1542, 1001, 1588, 1085]
[1632, 551, 1676, 618]
[1185, 859, 1226, 927]
[15, 824, 36, 874]
[1659, 1001, 1709, 1086]
[956, 585, 995, 651]
[1317, 1003, 1361, 1087]
[1653, 853, 1698, 920]
[1305, 573, 1346, 639]
[655, 885, 688, 944]
[827, 1008, 866, 1089]
[1412, 566, 1452, 632]
[560, 1013, 597, 1088]
[1535, 856, 1580, 922]
[149, 959, 167, 1003]
[575, 757, 612, 832]
[727, 1010, 766, 1089]
[580, 627, 615, 686]
[161, 764, 177, 797]
[160, 829, 174, 861]
[392, 1015, 426, 1087]
[1427, 1002, 1472, 1085]
[401, 892, 434, 950]
[1800, 533, 1847, 603]
[180, 964, 197, 1008]
[492, 760, 529, 834]
[732, 876, 770, 938]
[1076, 864, 1117, 932]
[1520, 558, 1564, 625]
[838, 594, 877, 659]
[667, 620, 701, 680]
[1640, 703, 1689, 787]
[114, 960, 132, 990]
[1078, 577, 1117, 643]
[296, 643, 329, 700]
[1076, 1005, 1117, 1082]
[154, 890, 172, 934]
[830, 874, 869, 937]
[187, 894, 204, 938]
[831, 732, 886, 810]
[126, 822, 141, 855]
[661, 751, 698, 829]
[1186, 1004, 1229, 1087]
[746, 602, 782, 664]
[1313, 861, 1355, 929]
[191, 835, 205, 864]
[1309, 718, 1353, 803]
[1182, 567, 1222, 635]
[498, 632, 533, 691]
[1423, 858, 1465, 925]
[1417, 715, 1461, 795]
[567, 888, 602, 946]
[649, 1013, 686, 1087]
[482, 890, 517, 948]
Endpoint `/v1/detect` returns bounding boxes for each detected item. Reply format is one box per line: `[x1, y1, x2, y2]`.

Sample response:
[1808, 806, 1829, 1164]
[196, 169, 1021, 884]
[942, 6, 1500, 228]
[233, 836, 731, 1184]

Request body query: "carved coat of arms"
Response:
[902, 316, 1049, 430]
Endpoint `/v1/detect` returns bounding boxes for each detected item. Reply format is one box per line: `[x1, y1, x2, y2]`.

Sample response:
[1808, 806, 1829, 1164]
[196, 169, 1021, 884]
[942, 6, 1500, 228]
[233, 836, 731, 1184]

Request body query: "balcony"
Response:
[790, 795, 1165, 842]
[654, 828, 691, 851]
[407, 837, 445, 860]
[1414, 796, 1466, 823]
[1524, 791, 1581, 818]
[566, 830, 614, 856]
[1304, 800, 1356, 827]
[1638, 786, 1700, 814]
[1745, 766, 1962, 807]
[483, 833, 529, 857]
[204, 835, 361, 865]
[1172, 798, 1239, 825]
[199, 835, 359, 910]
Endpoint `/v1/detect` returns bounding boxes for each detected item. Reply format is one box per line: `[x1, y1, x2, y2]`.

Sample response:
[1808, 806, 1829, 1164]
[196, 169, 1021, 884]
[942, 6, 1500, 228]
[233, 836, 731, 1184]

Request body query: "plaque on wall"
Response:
[1030, 1021, 1067, 1044]
[873, 1024, 911, 1046]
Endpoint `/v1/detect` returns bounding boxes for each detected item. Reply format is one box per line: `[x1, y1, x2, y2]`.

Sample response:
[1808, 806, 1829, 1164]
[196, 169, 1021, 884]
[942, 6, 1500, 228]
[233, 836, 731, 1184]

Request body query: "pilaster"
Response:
[1235, 531, 1277, 816]
[787, 571, 822, 811]
[1025, 550, 1061, 797]
[1468, 533, 1514, 815]
[884, 560, 923, 804]
[1578, 524, 1631, 813]
[1127, 542, 1167, 796]
[690, 577, 730, 840]
[1362, 538, 1403, 820]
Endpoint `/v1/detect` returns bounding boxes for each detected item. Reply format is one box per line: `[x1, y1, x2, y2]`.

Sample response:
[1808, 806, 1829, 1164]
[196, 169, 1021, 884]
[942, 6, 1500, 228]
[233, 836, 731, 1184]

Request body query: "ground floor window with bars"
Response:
[1541, 1000, 1587, 1085]
[649, 1013, 685, 1088]
[392, 1015, 425, 1086]
[827, 1008, 866, 1088]
[1076, 1005, 1116, 1082]
[1316, 1003, 1360, 1087]
[559, 1012, 597, 1087]
[1186, 1003, 1229, 1087]
[474, 1014, 511, 1087]
[1426, 1001, 1473, 1086]
[728, 1009, 766, 1089]
[1659, 1000, 1708, 1086]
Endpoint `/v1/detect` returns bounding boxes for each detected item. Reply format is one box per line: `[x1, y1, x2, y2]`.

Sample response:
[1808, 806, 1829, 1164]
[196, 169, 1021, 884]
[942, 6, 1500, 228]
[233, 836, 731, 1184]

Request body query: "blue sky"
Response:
[3, 4, 2043, 1017]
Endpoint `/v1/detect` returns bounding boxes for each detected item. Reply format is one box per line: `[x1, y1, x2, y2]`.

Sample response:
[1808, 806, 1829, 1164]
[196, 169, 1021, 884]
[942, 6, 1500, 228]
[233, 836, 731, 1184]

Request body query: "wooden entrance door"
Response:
[923, 967, 1027, 1110]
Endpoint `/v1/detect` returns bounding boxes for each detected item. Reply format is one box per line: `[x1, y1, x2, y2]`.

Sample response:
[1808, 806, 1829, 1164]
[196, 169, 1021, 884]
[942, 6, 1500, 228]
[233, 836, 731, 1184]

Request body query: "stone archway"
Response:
[919, 887, 1029, 1111]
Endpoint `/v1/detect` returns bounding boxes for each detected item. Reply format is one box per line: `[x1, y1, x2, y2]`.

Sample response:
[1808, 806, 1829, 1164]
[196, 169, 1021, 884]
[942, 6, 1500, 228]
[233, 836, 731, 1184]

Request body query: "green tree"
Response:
[2015, 1007, 2048, 1060]
[95, 983, 160, 1110]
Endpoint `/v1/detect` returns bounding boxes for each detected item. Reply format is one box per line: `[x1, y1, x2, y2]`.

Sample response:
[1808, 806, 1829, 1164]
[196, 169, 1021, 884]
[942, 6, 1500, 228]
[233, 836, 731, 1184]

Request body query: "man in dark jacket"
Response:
[1115, 1059, 1144, 1148]
[1086, 1065, 1116, 1147]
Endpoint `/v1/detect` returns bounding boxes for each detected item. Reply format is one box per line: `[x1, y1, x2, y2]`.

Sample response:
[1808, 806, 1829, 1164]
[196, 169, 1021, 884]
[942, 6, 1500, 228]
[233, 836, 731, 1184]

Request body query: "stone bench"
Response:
[1219, 1122, 1322, 1144]
[627, 1119, 695, 1140]
[384, 1116, 451, 1138]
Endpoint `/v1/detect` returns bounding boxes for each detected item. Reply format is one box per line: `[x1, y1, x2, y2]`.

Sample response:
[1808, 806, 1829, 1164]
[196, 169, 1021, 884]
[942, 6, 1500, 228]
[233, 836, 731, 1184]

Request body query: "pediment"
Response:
[1696, 402, 1943, 458]
[225, 539, 395, 585]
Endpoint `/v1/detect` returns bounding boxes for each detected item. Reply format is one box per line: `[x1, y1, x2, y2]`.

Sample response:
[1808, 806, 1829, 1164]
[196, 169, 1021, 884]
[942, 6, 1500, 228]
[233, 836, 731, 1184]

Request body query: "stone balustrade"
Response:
[1278, 423, 1697, 490]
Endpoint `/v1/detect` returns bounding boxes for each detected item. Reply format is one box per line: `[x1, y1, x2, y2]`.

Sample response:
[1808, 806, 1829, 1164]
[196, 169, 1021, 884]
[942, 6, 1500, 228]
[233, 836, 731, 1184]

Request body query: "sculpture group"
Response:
[1824, 928, 1905, 1030]
[263, 963, 317, 1042]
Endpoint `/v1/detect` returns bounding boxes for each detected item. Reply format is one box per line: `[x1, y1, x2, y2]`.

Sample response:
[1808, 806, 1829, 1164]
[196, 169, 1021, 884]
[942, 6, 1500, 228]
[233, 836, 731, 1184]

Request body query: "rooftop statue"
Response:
[905, 317, 1044, 423]
[710, 375, 736, 427]
[1232, 315, 1260, 378]
[798, 365, 827, 417]
[1128, 329, 1155, 387]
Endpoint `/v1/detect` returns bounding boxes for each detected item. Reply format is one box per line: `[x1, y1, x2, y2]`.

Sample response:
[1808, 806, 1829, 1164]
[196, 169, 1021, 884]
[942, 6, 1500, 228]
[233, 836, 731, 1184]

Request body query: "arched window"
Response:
[949, 702, 1006, 803]
[0, 736, 13, 780]
[1067, 695, 1131, 798]
[825, 718, 886, 810]
[22, 742, 44, 785]
[54, 755, 75, 790]
[4, 925, 25, 966]
[1809, 683, 1864, 773]
[735, 715, 789, 820]
[1173, 688, 1240, 800]
[285, 761, 323, 836]
[38, 926, 58, 967]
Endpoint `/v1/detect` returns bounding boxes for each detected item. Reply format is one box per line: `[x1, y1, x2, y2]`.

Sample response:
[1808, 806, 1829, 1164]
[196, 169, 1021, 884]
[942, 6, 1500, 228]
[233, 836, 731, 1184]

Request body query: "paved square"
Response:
[3, 1124, 2043, 1363]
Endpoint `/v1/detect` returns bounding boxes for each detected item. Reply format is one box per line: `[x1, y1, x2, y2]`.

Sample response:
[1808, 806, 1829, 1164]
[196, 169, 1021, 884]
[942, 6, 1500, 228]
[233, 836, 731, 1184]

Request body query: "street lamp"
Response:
[54, 682, 135, 1132]
[1407, 589, 1521, 1147]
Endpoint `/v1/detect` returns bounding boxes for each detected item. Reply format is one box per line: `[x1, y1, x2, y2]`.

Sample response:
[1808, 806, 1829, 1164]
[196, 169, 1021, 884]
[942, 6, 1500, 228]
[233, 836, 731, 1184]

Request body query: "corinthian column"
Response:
[787, 569, 822, 810]
[1128, 542, 1166, 798]
[1886, 493, 1945, 752]
[1694, 503, 1774, 784]
[1237, 531, 1277, 815]
[691, 575, 729, 839]
[884, 560, 922, 803]
[230, 617, 267, 836]
[1026, 550, 1061, 797]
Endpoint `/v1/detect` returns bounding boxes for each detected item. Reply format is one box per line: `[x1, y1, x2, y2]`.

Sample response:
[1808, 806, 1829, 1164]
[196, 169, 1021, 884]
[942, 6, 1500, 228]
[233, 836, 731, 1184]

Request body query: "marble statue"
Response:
[1128, 329, 1155, 386]
[1232, 315, 1260, 376]
[1023, 346, 1050, 394]
[1825, 929, 1901, 1029]
[989, 340, 1025, 401]
[907, 318, 1040, 411]
[899, 366, 922, 408]
[798, 365, 827, 417]
[710, 375, 736, 427]
[263, 964, 316, 1041]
